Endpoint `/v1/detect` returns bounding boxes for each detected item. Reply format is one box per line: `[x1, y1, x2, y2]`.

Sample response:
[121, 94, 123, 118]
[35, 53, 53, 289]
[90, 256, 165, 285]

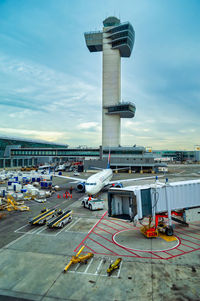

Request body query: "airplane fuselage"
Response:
[85, 168, 113, 195]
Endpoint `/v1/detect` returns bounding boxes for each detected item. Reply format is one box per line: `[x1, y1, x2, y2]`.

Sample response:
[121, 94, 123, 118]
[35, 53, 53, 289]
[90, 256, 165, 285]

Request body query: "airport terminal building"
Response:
[0, 136, 199, 172]
[0, 136, 157, 172]
[0, 136, 67, 168]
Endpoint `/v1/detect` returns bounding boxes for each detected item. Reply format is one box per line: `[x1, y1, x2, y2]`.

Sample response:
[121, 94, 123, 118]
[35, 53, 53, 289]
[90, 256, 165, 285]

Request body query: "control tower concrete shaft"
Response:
[84, 17, 135, 147]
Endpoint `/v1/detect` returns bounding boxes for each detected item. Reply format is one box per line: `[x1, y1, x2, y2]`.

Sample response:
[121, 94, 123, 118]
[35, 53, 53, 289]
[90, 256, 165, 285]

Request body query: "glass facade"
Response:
[106, 22, 135, 57]
[153, 150, 195, 161]
[11, 148, 100, 157]
[103, 149, 143, 155]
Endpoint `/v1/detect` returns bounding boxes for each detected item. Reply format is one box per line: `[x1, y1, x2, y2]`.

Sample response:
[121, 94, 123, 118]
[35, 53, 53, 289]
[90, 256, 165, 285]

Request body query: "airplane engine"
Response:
[113, 183, 123, 188]
[77, 182, 85, 192]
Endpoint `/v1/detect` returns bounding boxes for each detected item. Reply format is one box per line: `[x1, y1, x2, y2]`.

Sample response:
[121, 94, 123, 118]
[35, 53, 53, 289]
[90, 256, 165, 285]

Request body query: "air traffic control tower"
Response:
[84, 17, 136, 147]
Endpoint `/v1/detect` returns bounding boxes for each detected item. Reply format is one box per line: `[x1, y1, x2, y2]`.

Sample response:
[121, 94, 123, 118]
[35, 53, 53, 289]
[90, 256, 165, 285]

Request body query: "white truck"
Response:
[82, 197, 104, 211]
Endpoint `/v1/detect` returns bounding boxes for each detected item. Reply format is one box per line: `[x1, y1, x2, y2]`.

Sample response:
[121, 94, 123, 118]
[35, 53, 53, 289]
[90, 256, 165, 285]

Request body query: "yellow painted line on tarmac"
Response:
[158, 232, 177, 242]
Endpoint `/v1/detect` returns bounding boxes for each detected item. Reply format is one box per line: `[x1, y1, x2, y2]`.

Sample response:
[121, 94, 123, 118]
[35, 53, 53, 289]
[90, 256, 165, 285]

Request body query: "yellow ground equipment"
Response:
[63, 246, 94, 273]
[141, 215, 175, 238]
[107, 258, 122, 276]
[1, 195, 30, 212]
[29, 207, 56, 225]
[140, 216, 158, 238]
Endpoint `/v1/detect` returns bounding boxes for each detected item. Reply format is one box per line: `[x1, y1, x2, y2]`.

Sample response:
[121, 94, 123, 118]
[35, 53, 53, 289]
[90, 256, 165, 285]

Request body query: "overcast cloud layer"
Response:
[0, 0, 199, 149]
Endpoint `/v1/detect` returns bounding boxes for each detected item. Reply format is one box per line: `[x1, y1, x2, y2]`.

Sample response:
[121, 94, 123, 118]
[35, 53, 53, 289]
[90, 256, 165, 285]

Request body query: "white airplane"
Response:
[55, 156, 163, 196]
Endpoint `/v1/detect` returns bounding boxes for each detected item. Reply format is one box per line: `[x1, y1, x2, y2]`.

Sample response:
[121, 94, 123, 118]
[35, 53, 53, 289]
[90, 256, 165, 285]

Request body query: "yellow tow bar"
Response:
[63, 246, 94, 273]
[107, 258, 122, 276]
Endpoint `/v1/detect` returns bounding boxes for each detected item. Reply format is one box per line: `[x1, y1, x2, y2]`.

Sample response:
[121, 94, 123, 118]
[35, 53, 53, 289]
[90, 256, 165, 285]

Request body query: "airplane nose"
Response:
[86, 186, 96, 195]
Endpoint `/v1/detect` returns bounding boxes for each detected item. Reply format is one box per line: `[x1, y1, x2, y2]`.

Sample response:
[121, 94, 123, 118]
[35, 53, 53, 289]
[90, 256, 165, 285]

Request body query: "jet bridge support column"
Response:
[165, 182, 172, 227]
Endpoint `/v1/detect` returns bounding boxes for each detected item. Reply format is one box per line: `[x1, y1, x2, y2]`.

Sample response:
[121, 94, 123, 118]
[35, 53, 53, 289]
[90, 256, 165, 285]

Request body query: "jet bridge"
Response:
[108, 179, 200, 225]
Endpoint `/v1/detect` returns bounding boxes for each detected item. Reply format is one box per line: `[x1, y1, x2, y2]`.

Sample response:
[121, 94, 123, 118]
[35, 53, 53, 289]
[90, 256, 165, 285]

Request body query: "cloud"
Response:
[0, 54, 99, 115]
[0, 127, 66, 142]
[77, 122, 100, 131]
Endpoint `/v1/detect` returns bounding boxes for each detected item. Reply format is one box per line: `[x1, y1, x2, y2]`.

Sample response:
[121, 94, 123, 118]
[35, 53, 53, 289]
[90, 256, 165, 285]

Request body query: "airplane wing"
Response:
[54, 174, 86, 182]
[109, 175, 164, 185]
[90, 167, 103, 170]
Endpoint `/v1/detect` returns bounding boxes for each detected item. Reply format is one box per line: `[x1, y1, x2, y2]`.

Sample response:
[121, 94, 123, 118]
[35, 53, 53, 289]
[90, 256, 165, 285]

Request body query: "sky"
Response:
[0, 0, 199, 150]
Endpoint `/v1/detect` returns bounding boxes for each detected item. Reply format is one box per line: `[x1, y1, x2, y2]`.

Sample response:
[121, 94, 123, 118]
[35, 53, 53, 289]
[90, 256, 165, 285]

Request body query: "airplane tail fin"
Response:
[107, 151, 111, 169]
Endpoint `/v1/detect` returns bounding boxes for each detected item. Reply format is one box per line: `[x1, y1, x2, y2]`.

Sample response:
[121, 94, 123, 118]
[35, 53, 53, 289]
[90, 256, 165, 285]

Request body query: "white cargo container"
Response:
[11, 183, 22, 192]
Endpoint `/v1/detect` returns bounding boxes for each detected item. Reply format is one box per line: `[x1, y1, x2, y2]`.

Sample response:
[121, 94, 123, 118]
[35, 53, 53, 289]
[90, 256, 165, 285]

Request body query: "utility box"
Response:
[183, 208, 200, 223]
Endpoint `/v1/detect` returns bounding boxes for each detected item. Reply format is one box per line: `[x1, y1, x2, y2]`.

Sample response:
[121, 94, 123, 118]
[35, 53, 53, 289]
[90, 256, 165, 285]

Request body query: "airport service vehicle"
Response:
[29, 208, 56, 225]
[47, 209, 72, 228]
[55, 164, 66, 172]
[55, 155, 162, 196]
[38, 165, 51, 172]
[82, 197, 104, 210]
[73, 171, 80, 176]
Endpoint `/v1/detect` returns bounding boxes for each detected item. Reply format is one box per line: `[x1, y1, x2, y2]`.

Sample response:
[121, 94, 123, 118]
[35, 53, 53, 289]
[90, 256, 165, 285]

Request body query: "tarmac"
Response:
[0, 165, 200, 301]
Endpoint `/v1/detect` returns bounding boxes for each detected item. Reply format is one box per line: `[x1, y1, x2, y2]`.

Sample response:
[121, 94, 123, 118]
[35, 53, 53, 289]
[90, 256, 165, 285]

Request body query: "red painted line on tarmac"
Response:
[162, 250, 174, 256]
[73, 211, 200, 260]
[164, 248, 200, 259]
[147, 251, 165, 259]
[88, 237, 118, 255]
[176, 248, 187, 254]
[175, 230, 200, 241]
[181, 243, 196, 250]
[105, 218, 129, 229]
[101, 222, 120, 231]
[74, 211, 107, 253]
[187, 222, 200, 227]
[92, 231, 114, 244]
[96, 225, 113, 235]
[180, 237, 200, 247]
[175, 226, 200, 235]
[107, 217, 133, 226]
[84, 245, 97, 254]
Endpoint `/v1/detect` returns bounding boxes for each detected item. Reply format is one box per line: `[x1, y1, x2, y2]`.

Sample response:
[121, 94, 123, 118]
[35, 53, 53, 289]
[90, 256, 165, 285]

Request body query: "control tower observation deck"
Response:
[84, 17, 136, 147]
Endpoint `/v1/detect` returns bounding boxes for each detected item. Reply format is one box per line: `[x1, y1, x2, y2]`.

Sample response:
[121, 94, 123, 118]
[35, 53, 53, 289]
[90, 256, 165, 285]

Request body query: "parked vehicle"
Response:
[82, 197, 104, 211]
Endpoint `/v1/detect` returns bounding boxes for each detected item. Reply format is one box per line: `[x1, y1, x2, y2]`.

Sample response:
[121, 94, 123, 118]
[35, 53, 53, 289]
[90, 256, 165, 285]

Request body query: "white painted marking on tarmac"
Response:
[30, 227, 44, 234]
[84, 257, 94, 273]
[65, 218, 81, 232]
[95, 259, 103, 275]
[54, 225, 67, 236]
[117, 260, 122, 278]
[74, 263, 80, 271]
[36, 226, 46, 234]
[87, 218, 102, 234]
[68, 270, 118, 278]
[3, 233, 28, 249]
[14, 224, 29, 233]
[113, 229, 180, 252]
